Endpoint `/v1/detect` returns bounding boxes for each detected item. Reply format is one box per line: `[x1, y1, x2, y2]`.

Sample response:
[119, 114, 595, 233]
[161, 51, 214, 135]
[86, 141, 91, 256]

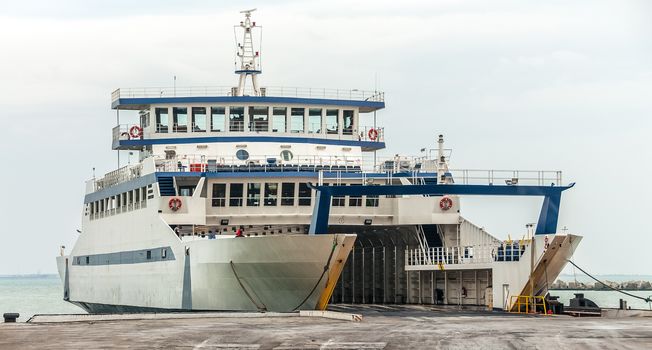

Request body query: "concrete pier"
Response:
[1, 305, 651, 349]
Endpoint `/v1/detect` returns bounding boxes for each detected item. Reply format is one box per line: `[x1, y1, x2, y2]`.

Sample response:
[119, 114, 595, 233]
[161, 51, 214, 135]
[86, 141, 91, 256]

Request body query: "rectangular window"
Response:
[349, 184, 362, 207]
[272, 107, 287, 132]
[249, 106, 269, 132]
[264, 183, 278, 206]
[85, 256, 89, 265]
[366, 188, 379, 207]
[191, 107, 206, 132]
[173, 107, 188, 132]
[161, 248, 167, 259]
[326, 109, 338, 134]
[247, 183, 261, 206]
[179, 186, 194, 196]
[343, 110, 354, 135]
[140, 111, 150, 128]
[155, 108, 169, 133]
[229, 183, 243, 207]
[135, 188, 141, 202]
[281, 182, 295, 206]
[146, 250, 152, 260]
[308, 108, 322, 134]
[298, 183, 312, 206]
[211, 183, 226, 207]
[229, 106, 245, 132]
[332, 183, 345, 206]
[291, 108, 304, 133]
[211, 107, 225, 132]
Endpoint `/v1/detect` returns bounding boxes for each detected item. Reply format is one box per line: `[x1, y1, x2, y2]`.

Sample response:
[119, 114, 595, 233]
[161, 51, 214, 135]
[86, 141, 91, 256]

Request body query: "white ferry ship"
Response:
[57, 10, 582, 313]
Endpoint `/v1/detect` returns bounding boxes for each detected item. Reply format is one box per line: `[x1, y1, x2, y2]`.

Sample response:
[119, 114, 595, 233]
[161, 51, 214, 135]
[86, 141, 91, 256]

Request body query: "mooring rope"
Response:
[566, 259, 652, 303]
[291, 237, 339, 311]
[230, 260, 268, 312]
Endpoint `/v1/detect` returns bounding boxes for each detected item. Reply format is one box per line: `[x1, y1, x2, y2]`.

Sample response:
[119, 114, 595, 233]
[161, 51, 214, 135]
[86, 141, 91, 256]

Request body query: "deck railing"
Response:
[406, 242, 528, 267]
[111, 86, 385, 103]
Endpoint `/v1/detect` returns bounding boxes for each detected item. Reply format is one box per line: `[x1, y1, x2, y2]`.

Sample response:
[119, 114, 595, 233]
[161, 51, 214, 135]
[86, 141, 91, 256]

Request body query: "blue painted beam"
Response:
[308, 183, 574, 235]
[535, 193, 562, 235]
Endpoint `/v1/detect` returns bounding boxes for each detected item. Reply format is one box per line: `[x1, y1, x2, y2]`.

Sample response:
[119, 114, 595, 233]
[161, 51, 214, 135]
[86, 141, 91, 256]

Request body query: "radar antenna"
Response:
[234, 9, 262, 96]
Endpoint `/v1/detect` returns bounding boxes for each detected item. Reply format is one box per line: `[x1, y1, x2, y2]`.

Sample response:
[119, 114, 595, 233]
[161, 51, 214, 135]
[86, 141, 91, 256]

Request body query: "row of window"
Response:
[75, 248, 168, 266]
[152, 106, 355, 135]
[88, 185, 153, 215]
[211, 182, 379, 208]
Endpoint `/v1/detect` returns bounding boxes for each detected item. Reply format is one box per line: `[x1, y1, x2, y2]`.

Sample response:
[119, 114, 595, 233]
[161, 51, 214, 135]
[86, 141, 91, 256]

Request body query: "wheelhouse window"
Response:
[281, 183, 295, 206]
[298, 183, 312, 206]
[249, 106, 269, 132]
[229, 106, 245, 132]
[229, 183, 243, 207]
[291, 108, 304, 133]
[272, 107, 287, 132]
[173, 107, 188, 132]
[308, 108, 322, 134]
[325, 109, 339, 134]
[212, 183, 226, 207]
[343, 110, 354, 135]
[155, 108, 169, 133]
[264, 183, 278, 206]
[247, 183, 261, 206]
[211, 107, 226, 132]
[191, 107, 206, 132]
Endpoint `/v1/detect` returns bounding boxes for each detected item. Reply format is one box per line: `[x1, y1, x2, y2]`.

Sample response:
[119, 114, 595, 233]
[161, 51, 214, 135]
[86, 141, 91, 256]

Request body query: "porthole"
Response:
[280, 150, 293, 161]
[236, 149, 250, 161]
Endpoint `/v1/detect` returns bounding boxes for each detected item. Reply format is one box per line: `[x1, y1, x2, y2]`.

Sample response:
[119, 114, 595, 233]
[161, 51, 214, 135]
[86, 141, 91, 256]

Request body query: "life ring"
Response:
[168, 198, 182, 211]
[368, 128, 378, 141]
[129, 125, 143, 139]
[439, 196, 453, 211]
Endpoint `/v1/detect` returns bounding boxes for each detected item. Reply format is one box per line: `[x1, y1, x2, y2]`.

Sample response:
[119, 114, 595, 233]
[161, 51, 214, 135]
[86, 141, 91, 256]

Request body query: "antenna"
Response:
[233, 9, 262, 96]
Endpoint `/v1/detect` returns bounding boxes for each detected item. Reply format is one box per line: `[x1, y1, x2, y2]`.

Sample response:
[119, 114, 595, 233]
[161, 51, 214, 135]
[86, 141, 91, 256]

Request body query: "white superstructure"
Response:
[57, 11, 581, 313]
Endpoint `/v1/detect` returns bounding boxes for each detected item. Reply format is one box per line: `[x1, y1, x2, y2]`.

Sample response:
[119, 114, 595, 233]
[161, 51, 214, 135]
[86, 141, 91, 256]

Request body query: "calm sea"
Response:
[0, 275, 83, 322]
[1, 276, 650, 322]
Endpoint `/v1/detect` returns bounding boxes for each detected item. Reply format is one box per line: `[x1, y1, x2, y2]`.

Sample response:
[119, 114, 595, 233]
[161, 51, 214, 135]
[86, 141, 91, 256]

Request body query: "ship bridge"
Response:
[111, 87, 386, 153]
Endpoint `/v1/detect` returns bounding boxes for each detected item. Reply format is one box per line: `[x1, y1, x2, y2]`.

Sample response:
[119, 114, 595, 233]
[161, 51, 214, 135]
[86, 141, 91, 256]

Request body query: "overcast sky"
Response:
[0, 0, 650, 275]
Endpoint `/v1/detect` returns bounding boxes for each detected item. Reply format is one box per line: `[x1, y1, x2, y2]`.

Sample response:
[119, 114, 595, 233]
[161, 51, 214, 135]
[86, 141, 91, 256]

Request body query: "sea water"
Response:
[0, 275, 83, 322]
[1, 276, 650, 322]
[550, 289, 652, 310]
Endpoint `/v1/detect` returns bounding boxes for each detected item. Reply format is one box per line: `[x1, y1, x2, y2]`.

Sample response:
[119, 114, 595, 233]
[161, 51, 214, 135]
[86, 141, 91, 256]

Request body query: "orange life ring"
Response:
[439, 196, 453, 210]
[168, 198, 182, 211]
[368, 128, 378, 141]
[129, 125, 143, 139]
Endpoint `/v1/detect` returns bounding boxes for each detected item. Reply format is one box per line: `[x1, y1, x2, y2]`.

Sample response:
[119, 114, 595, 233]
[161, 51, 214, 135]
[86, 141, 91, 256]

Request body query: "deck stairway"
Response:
[158, 177, 176, 196]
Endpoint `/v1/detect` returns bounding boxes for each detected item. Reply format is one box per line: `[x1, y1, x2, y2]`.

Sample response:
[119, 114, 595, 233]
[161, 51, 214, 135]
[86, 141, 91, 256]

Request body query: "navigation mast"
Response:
[234, 8, 262, 96]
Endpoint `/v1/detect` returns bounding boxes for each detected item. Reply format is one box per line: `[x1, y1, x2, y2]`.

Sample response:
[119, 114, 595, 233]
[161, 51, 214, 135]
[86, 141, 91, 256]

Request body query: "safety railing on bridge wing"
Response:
[447, 169, 562, 186]
[111, 86, 385, 102]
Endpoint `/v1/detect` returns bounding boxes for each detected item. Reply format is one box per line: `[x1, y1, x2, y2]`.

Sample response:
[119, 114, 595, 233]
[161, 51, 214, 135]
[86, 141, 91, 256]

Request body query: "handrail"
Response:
[112, 86, 385, 102]
[405, 242, 528, 267]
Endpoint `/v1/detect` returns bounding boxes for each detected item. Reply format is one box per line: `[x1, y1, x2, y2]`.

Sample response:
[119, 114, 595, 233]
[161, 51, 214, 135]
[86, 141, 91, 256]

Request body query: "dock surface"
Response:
[2, 305, 651, 349]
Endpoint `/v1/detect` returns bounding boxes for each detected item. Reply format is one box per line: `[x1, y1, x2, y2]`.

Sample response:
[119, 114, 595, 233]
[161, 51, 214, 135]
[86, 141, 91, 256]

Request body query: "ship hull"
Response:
[57, 234, 356, 313]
